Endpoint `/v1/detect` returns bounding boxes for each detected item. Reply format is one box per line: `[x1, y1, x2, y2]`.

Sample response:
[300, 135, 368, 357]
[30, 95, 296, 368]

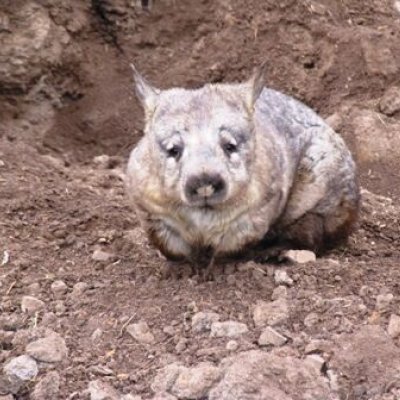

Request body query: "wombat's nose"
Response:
[185, 173, 227, 204]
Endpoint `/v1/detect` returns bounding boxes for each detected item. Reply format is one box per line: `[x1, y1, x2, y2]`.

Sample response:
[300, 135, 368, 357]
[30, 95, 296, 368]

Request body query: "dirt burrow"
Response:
[1, 1, 400, 399]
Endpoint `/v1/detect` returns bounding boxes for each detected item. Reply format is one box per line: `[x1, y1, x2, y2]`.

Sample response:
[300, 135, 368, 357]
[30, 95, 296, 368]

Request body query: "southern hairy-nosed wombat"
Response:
[126, 64, 359, 268]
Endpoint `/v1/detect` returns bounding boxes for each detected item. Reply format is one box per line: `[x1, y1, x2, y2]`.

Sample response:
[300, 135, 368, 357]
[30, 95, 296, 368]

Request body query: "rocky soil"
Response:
[1, 1, 400, 399]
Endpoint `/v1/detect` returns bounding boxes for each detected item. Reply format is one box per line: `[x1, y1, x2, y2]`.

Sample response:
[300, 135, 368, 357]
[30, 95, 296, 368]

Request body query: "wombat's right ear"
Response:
[245, 61, 268, 111]
[130, 64, 160, 114]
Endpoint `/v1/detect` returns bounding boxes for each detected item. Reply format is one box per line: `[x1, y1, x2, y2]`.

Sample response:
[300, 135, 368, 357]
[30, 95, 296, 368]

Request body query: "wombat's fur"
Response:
[126, 65, 360, 267]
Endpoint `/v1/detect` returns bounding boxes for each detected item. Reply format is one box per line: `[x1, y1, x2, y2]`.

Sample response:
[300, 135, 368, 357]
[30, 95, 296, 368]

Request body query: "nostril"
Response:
[185, 173, 226, 201]
[212, 177, 225, 194]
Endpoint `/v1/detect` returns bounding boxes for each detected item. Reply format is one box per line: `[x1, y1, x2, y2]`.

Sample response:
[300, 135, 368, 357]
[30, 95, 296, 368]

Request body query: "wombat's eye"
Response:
[166, 144, 183, 159]
[222, 142, 238, 155]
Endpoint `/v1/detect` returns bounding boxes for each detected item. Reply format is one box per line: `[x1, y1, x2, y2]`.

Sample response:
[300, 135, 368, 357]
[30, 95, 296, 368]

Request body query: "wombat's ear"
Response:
[245, 61, 267, 111]
[130, 64, 160, 113]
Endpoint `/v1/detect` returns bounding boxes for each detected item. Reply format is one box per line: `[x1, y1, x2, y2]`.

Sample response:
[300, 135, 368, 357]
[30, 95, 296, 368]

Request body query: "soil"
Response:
[1, 1, 400, 399]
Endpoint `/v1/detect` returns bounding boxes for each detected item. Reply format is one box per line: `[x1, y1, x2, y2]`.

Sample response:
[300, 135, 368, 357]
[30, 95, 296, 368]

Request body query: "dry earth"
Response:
[1, 1, 400, 399]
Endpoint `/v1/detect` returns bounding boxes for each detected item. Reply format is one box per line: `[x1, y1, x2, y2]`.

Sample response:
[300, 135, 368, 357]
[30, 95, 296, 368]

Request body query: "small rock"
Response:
[388, 314, 400, 338]
[151, 363, 185, 393]
[27, 282, 41, 295]
[2, 355, 38, 394]
[51, 280, 68, 298]
[163, 326, 175, 336]
[210, 321, 248, 338]
[226, 340, 239, 351]
[90, 365, 114, 376]
[376, 293, 394, 311]
[121, 396, 142, 400]
[91, 328, 103, 342]
[192, 312, 220, 333]
[172, 362, 221, 400]
[54, 300, 66, 314]
[271, 285, 288, 300]
[88, 380, 120, 400]
[175, 338, 188, 353]
[395, 0, 400, 14]
[253, 298, 289, 327]
[305, 354, 326, 372]
[92, 249, 115, 262]
[26, 333, 68, 362]
[305, 339, 332, 354]
[72, 282, 89, 294]
[304, 312, 319, 328]
[283, 250, 316, 264]
[93, 154, 113, 169]
[21, 296, 45, 315]
[126, 321, 155, 344]
[274, 270, 293, 286]
[379, 87, 400, 116]
[258, 327, 287, 347]
[32, 371, 60, 400]
[0, 395, 14, 400]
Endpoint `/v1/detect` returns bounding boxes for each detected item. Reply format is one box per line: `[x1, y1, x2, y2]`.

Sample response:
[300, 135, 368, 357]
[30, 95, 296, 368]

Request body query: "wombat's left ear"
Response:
[245, 61, 268, 111]
[130, 64, 160, 114]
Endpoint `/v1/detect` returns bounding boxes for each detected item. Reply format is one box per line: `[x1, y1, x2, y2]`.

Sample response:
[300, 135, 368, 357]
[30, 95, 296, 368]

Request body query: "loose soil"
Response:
[1, 1, 400, 399]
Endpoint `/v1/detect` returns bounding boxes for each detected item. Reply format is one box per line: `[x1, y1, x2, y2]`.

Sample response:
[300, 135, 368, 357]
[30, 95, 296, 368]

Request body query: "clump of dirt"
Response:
[1, 1, 400, 399]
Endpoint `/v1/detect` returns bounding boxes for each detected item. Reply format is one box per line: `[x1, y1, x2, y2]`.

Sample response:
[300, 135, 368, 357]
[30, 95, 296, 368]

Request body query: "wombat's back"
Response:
[254, 88, 359, 251]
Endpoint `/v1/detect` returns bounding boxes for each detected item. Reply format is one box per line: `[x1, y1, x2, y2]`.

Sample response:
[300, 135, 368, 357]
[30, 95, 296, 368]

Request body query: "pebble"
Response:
[379, 86, 400, 116]
[210, 321, 249, 338]
[375, 293, 394, 311]
[283, 250, 316, 264]
[388, 314, 400, 338]
[2, 355, 38, 393]
[271, 285, 288, 300]
[51, 280, 68, 298]
[253, 298, 289, 327]
[92, 249, 115, 262]
[304, 312, 319, 328]
[191, 312, 220, 333]
[93, 154, 113, 169]
[88, 380, 120, 400]
[226, 340, 239, 351]
[0, 395, 14, 400]
[163, 326, 175, 336]
[21, 296, 45, 315]
[151, 363, 185, 393]
[274, 270, 293, 286]
[258, 327, 287, 347]
[72, 282, 89, 294]
[32, 371, 60, 400]
[27, 282, 41, 295]
[26, 333, 68, 362]
[126, 321, 155, 344]
[175, 338, 188, 353]
[171, 362, 221, 399]
[304, 354, 326, 372]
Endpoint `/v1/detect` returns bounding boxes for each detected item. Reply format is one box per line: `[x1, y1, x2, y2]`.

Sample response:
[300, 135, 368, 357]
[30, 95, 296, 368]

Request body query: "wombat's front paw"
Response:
[159, 261, 195, 280]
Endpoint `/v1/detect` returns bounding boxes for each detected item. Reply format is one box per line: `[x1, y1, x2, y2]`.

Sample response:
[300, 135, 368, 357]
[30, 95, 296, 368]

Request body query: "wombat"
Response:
[126, 64, 360, 269]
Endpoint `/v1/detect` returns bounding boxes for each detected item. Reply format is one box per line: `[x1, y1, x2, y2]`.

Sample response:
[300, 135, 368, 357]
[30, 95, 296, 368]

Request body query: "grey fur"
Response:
[126, 66, 359, 265]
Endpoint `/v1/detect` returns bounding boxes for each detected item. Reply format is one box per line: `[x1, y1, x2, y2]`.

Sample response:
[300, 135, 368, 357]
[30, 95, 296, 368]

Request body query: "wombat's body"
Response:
[126, 66, 359, 266]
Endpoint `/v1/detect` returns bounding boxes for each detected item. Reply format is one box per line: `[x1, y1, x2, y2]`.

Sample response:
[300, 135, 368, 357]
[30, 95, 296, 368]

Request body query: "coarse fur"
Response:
[125, 64, 360, 266]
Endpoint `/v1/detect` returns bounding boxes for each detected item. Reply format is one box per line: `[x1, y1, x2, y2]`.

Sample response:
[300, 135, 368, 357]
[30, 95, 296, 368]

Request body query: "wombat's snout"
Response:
[184, 173, 227, 205]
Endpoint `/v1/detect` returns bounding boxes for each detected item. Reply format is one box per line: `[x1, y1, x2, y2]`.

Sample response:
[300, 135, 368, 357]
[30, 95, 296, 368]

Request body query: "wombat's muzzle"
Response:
[184, 173, 227, 206]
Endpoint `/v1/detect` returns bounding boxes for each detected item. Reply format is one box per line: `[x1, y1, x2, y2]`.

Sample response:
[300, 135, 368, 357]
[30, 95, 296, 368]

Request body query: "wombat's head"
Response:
[131, 64, 267, 209]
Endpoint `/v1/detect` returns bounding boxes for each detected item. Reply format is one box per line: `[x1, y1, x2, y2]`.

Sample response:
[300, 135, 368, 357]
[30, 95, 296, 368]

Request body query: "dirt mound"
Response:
[1, 1, 400, 399]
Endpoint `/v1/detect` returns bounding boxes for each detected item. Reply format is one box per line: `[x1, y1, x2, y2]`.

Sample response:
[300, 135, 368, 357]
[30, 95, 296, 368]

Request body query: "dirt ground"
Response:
[1, 1, 400, 399]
